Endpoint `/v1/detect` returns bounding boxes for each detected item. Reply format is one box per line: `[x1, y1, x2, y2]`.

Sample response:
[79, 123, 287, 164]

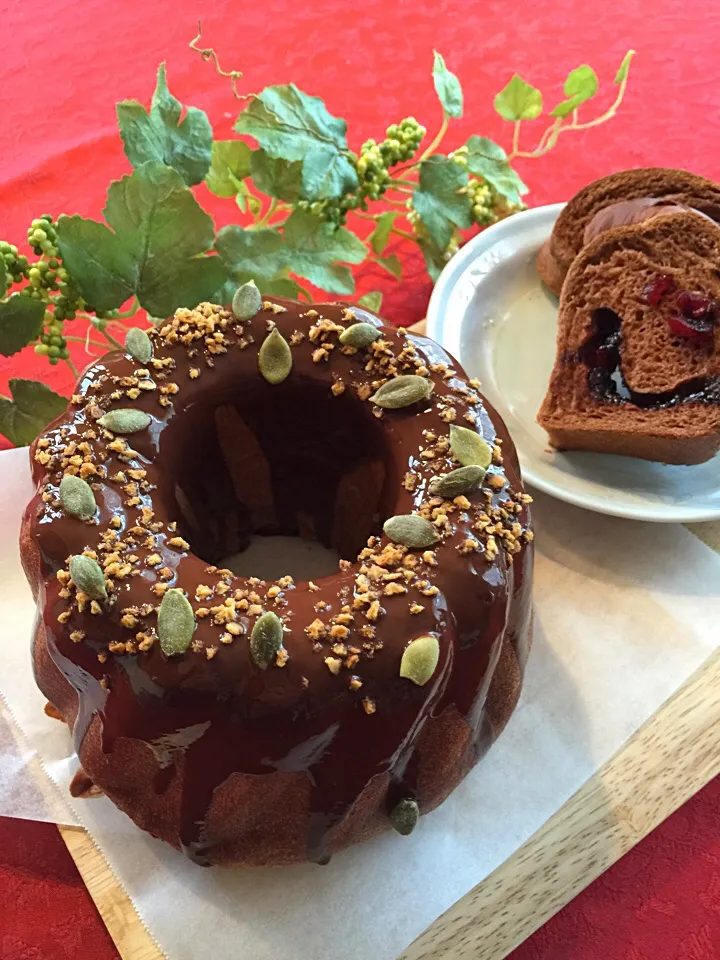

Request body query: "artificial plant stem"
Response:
[390, 226, 416, 242]
[418, 113, 450, 163]
[64, 356, 79, 378]
[65, 335, 107, 350]
[255, 198, 279, 228]
[511, 121, 522, 158]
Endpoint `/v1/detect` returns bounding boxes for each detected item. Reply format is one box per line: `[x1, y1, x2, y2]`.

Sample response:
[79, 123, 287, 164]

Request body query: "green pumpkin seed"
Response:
[370, 375, 434, 409]
[338, 322, 381, 348]
[59, 474, 96, 520]
[69, 555, 107, 601]
[232, 280, 262, 320]
[383, 514, 439, 549]
[125, 327, 153, 364]
[98, 408, 152, 435]
[400, 635, 440, 686]
[449, 424, 493, 468]
[250, 611, 284, 668]
[258, 327, 292, 384]
[389, 798, 419, 836]
[157, 589, 196, 656]
[428, 464, 486, 498]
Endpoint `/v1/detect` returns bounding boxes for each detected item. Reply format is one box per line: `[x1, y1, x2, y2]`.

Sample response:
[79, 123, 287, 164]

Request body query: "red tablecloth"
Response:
[1, 0, 718, 956]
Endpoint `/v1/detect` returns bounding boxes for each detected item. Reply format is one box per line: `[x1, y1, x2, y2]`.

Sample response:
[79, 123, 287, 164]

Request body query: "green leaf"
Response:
[494, 74, 543, 121]
[418, 236, 446, 282]
[234, 84, 358, 201]
[432, 51, 463, 119]
[357, 291, 383, 313]
[57, 163, 227, 317]
[281, 209, 367, 294]
[375, 253, 403, 279]
[550, 65, 599, 118]
[0, 259, 6, 292]
[0, 295, 46, 356]
[368, 211, 397, 255]
[249, 149, 303, 202]
[412, 155, 472, 250]
[117, 63, 213, 187]
[0, 379, 67, 446]
[205, 140, 252, 197]
[215, 225, 287, 281]
[614, 50, 635, 85]
[465, 136, 528, 205]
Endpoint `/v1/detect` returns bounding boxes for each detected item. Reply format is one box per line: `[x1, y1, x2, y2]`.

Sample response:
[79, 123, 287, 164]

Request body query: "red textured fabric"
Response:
[1, 0, 719, 956]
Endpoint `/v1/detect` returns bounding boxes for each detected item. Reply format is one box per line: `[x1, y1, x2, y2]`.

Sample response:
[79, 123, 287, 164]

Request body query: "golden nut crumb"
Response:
[362, 697, 376, 715]
[409, 602, 425, 615]
[205, 646, 218, 660]
[324, 656, 342, 675]
[487, 473, 506, 490]
[167, 536, 190, 550]
[276, 648, 289, 667]
[331, 381, 346, 396]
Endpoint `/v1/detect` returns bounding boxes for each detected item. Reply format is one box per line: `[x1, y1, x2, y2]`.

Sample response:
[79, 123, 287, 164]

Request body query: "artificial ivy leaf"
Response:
[357, 291, 383, 313]
[234, 84, 358, 201]
[0, 295, 46, 357]
[205, 140, 252, 197]
[411, 155, 472, 251]
[494, 74, 543, 121]
[281, 209, 367, 294]
[418, 236, 446, 282]
[249, 149, 303, 202]
[58, 163, 227, 317]
[0, 379, 67, 446]
[432, 51, 463, 119]
[465, 136, 528, 206]
[215, 225, 287, 281]
[55, 218, 136, 313]
[117, 63, 213, 187]
[376, 254, 403, 279]
[369, 211, 397, 255]
[614, 50, 635, 85]
[550, 65, 599, 118]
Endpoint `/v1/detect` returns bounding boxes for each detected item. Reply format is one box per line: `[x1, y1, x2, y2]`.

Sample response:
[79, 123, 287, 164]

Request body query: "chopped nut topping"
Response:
[362, 697, 376, 715]
[324, 656, 342, 675]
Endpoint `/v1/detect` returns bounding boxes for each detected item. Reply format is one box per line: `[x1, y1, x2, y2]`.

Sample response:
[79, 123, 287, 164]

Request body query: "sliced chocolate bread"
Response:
[537, 168, 720, 295]
[538, 210, 720, 465]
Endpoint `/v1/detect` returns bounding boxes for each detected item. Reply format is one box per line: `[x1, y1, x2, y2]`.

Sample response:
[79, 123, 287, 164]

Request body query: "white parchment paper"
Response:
[0, 445, 718, 960]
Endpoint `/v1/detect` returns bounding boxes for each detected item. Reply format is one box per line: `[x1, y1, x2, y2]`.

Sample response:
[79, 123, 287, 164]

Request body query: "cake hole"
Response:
[219, 535, 341, 582]
[156, 378, 396, 581]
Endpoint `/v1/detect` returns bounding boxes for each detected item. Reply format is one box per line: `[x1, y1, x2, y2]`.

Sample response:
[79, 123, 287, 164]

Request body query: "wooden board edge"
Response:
[400, 646, 720, 960]
[59, 823, 165, 960]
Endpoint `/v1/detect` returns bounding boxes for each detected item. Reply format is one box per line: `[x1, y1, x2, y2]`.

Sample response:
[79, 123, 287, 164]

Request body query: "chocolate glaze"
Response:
[582, 198, 712, 245]
[25, 299, 533, 865]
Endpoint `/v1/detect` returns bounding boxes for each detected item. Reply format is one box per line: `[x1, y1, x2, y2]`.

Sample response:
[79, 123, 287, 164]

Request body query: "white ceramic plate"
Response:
[426, 203, 720, 523]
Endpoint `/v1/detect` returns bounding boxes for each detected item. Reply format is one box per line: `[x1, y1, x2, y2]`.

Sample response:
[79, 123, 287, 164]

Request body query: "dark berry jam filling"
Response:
[574, 309, 720, 408]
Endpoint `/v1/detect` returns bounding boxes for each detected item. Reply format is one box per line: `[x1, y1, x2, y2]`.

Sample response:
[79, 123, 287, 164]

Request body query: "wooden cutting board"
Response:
[58, 321, 720, 960]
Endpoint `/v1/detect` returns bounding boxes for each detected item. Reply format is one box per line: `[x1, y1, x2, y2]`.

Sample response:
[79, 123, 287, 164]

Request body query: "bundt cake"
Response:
[538, 210, 720, 464]
[21, 289, 534, 866]
[537, 167, 720, 295]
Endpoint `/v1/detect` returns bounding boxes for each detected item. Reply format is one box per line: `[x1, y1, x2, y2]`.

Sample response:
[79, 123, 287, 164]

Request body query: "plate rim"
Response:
[425, 203, 720, 524]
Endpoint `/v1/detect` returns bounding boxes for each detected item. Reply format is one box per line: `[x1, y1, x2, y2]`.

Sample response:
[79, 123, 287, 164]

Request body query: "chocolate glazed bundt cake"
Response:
[21, 289, 534, 866]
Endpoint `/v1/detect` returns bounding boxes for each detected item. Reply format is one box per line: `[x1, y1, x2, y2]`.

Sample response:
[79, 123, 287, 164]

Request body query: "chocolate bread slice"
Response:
[538, 210, 720, 465]
[537, 168, 720, 295]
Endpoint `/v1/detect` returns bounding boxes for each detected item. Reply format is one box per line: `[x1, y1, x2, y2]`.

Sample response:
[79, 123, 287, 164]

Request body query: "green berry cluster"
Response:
[27, 215, 59, 257]
[35, 310, 70, 364]
[300, 117, 426, 226]
[0, 242, 29, 292]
